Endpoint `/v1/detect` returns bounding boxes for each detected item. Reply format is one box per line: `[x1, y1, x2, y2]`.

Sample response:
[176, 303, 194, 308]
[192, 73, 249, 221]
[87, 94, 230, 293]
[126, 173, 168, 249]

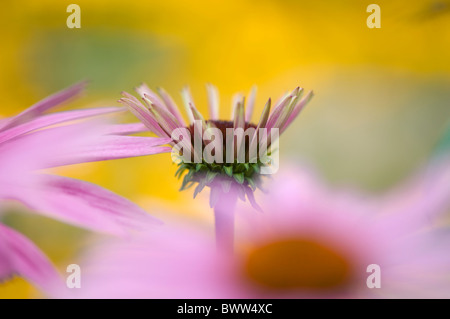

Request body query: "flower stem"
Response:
[213, 189, 238, 254]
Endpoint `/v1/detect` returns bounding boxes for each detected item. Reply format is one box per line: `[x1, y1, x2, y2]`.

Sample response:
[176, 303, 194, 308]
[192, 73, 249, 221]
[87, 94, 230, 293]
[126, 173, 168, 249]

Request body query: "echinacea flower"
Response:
[0, 84, 162, 293]
[63, 160, 450, 298]
[118, 84, 313, 251]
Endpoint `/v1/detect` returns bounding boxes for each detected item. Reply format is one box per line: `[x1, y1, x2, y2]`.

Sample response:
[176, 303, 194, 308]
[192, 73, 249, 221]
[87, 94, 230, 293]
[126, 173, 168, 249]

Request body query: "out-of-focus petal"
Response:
[281, 91, 314, 134]
[0, 224, 60, 293]
[55, 225, 229, 299]
[8, 175, 161, 236]
[53, 135, 172, 166]
[265, 94, 293, 130]
[376, 156, 450, 236]
[0, 122, 61, 186]
[0, 82, 86, 131]
[135, 83, 165, 110]
[0, 120, 162, 236]
[0, 107, 124, 144]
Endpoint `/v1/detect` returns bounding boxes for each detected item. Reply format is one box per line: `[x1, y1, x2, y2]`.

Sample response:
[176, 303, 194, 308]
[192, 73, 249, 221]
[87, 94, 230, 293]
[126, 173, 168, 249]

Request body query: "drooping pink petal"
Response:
[0, 121, 68, 186]
[230, 92, 243, 119]
[138, 84, 188, 130]
[271, 87, 302, 131]
[281, 90, 314, 134]
[188, 103, 209, 158]
[273, 90, 291, 108]
[245, 86, 257, 122]
[0, 82, 86, 131]
[143, 94, 183, 132]
[180, 87, 196, 124]
[255, 98, 272, 130]
[156, 87, 187, 127]
[233, 100, 246, 161]
[135, 83, 165, 110]
[102, 122, 149, 135]
[118, 94, 168, 138]
[189, 104, 206, 124]
[0, 223, 60, 293]
[8, 174, 162, 236]
[249, 99, 271, 161]
[206, 83, 219, 120]
[0, 107, 124, 145]
[265, 94, 294, 130]
[271, 103, 295, 134]
[189, 103, 209, 161]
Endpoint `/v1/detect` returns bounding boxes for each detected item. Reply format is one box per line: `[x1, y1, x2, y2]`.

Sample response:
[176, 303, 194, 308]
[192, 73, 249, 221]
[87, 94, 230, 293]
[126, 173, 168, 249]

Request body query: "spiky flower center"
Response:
[175, 120, 267, 193]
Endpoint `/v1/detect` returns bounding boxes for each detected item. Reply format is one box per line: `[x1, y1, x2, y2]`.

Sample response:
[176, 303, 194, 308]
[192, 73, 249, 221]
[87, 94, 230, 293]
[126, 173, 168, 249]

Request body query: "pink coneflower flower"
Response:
[118, 84, 313, 251]
[65, 160, 450, 298]
[0, 84, 162, 293]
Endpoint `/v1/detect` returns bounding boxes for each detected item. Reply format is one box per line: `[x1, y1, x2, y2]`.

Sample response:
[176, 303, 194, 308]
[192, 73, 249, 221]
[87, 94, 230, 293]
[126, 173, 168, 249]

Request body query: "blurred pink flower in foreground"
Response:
[63, 159, 450, 298]
[0, 83, 164, 293]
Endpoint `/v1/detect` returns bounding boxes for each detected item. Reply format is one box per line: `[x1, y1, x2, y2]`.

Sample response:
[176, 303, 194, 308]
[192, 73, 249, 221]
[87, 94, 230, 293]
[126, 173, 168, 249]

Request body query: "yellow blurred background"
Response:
[1, 0, 449, 298]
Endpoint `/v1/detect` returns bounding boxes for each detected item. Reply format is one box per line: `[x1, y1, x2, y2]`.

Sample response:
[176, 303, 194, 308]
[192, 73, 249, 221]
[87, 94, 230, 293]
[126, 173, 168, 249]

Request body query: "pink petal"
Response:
[248, 99, 271, 161]
[265, 94, 293, 130]
[233, 100, 246, 161]
[103, 122, 149, 135]
[54, 135, 172, 166]
[0, 223, 59, 293]
[206, 83, 219, 120]
[230, 92, 243, 119]
[135, 83, 165, 110]
[138, 84, 186, 129]
[0, 82, 86, 131]
[12, 175, 162, 236]
[143, 94, 183, 134]
[118, 94, 168, 138]
[180, 87, 196, 124]
[157, 87, 187, 127]
[270, 87, 302, 131]
[245, 86, 257, 122]
[281, 91, 314, 134]
[0, 107, 124, 145]
[244, 187, 263, 212]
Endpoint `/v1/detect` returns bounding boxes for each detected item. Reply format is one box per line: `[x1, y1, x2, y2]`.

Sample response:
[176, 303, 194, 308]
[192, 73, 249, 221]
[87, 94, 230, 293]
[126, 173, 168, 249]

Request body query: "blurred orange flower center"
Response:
[243, 238, 351, 290]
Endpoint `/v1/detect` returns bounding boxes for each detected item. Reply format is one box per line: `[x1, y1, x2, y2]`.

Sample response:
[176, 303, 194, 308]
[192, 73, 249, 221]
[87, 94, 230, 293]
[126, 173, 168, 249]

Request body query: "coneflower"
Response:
[118, 84, 313, 252]
[0, 83, 161, 293]
[57, 160, 450, 299]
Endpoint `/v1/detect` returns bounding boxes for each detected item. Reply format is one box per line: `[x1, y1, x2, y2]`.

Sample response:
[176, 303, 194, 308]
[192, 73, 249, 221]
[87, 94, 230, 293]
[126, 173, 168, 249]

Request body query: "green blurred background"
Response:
[0, 0, 449, 297]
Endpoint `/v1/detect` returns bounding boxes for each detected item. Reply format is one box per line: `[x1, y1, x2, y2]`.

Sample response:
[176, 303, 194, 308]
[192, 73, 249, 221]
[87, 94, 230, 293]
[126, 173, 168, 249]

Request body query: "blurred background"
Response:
[0, 0, 449, 297]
